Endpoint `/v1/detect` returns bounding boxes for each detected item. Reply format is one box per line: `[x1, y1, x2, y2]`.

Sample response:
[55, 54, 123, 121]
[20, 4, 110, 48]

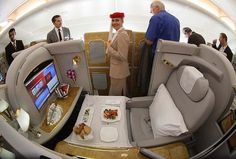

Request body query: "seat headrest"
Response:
[177, 66, 209, 102]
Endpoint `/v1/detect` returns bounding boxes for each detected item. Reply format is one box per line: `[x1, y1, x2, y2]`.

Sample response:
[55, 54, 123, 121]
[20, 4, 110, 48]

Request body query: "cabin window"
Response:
[91, 73, 107, 90]
[89, 40, 106, 64]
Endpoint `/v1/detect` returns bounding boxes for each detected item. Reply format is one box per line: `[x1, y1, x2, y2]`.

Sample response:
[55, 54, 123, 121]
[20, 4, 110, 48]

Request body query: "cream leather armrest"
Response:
[126, 96, 154, 109]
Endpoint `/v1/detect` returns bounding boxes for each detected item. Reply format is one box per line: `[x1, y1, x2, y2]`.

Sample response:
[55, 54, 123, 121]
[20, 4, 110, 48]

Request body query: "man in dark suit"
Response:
[183, 27, 206, 47]
[5, 28, 24, 66]
[47, 15, 71, 43]
[212, 33, 233, 62]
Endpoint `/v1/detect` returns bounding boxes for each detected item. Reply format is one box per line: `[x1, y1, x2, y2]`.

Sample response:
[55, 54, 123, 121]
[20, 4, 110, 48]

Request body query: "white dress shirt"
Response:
[111, 27, 124, 44]
[11, 40, 16, 48]
[219, 45, 227, 57]
[219, 45, 226, 52]
[54, 27, 64, 41]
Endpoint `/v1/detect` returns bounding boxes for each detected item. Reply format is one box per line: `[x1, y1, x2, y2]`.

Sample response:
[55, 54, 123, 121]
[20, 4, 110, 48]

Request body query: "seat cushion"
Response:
[177, 66, 209, 102]
[167, 71, 215, 132]
[130, 108, 153, 142]
[149, 84, 188, 138]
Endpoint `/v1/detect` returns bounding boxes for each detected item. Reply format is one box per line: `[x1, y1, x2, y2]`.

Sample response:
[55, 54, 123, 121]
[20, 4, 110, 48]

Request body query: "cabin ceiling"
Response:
[211, 0, 236, 23]
[0, 0, 236, 54]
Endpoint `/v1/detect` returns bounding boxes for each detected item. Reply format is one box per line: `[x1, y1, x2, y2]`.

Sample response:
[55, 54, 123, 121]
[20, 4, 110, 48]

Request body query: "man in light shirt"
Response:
[47, 15, 71, 43]
[212, 33, 233, 62]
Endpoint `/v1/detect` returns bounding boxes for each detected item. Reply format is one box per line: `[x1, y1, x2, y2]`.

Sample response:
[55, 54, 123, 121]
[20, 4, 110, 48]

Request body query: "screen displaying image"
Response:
[25, 61, 59, 110]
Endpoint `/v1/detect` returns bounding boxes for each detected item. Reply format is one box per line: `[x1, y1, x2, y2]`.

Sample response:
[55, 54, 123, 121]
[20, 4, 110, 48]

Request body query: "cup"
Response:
[55, 83, 69, 98]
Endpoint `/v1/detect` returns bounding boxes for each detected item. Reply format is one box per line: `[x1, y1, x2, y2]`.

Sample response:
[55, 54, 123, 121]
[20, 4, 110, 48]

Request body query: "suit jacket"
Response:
[137, 43, 154, 96]
[47, 27, 71, 43]
[212, 44, 233, 62]
[107, 28, 130, 79]
[5, 40, 24, 66]
[188, 32, 205, 47]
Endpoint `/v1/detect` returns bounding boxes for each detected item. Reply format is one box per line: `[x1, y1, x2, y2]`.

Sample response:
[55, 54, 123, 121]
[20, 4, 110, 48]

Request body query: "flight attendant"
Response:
[106, 12, 130, 96]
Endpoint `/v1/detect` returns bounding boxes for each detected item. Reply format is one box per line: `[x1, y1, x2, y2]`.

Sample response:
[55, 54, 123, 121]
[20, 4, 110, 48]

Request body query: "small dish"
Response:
[100, 127, 118, 142]
[105, 99, 121, 106]
[80, 107, 94, 126]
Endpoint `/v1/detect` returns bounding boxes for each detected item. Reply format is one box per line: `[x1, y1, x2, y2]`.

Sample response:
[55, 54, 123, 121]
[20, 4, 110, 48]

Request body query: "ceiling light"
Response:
[8, 0, 48, 21]
[220, 16, 236, 31]
[186, 0, 236, 33]
[0, 20, 14, 35]
[186, 0, 220, 17]
[0, 21, 9, 28]
[0, 0, 49, 35]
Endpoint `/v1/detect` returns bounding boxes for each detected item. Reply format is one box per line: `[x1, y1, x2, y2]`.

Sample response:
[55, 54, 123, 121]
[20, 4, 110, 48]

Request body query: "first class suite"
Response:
[0, 1, 236, 159]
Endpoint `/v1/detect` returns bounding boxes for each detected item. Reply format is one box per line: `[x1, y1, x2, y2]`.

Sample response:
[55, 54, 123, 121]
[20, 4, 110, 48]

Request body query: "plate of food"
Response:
[73, 123, 93, 140]
[101, 106, 121, 122]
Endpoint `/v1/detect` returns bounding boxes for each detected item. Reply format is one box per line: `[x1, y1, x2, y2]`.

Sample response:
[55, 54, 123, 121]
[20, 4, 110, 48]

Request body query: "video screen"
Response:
[24, 61, 59, 110]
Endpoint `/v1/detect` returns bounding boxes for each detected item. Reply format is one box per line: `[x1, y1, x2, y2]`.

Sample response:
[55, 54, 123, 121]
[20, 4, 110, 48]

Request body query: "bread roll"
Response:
[84, 125, 91, 135]
[80, 129, 85, 139]
[73, 124, 84, 135]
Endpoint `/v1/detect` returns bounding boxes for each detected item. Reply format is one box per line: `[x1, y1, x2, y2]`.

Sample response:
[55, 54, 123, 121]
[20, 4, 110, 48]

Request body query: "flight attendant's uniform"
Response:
[107, 12, 130, 96]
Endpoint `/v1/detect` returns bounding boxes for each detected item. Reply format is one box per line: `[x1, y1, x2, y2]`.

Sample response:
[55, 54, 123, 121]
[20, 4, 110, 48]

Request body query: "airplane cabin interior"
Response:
[0, 0, 236, 159]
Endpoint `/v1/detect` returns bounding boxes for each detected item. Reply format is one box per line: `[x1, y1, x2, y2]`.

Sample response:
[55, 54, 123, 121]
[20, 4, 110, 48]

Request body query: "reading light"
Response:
[0, 99, 34, 138]
[72, 56, 81, 66]
[0, 99, 29, 132]
[15, 108, 30, 132]
[0, 99, 13, 120]
[0, 99, 8, 113]
[0, 147, 15, 159]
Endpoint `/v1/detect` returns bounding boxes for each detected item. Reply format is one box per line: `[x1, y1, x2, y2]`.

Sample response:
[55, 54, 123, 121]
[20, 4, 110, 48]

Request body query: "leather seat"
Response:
[128, 65, 215, 147]
[126, 40, 235, 148]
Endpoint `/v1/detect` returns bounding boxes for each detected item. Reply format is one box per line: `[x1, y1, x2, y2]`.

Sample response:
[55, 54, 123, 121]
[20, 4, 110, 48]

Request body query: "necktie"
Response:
[58, 29, 62, 41]
[13, 41, 16, 50]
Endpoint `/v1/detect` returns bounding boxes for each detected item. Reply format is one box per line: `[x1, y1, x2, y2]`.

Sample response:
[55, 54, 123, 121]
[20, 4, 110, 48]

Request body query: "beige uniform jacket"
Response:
[107, 29, 130, 79]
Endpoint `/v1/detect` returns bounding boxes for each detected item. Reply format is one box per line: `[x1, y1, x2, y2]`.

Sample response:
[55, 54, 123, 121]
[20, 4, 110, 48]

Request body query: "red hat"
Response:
[110, 12, 125, 18]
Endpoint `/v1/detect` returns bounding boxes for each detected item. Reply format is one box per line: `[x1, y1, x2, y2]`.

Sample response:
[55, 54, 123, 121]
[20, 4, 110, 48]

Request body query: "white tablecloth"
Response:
[65, 95, 132, 148]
